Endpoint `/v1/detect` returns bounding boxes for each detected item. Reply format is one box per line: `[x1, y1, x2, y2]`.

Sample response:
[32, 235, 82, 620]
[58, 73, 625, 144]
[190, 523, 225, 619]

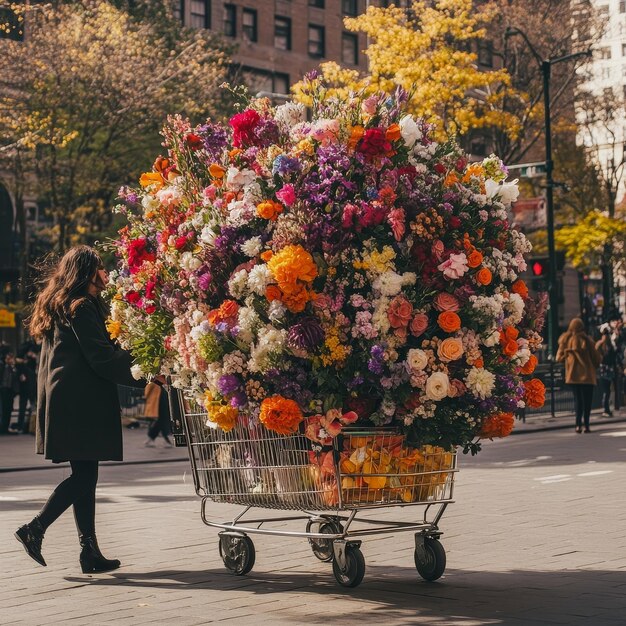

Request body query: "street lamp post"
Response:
[505, 28, 591, 418]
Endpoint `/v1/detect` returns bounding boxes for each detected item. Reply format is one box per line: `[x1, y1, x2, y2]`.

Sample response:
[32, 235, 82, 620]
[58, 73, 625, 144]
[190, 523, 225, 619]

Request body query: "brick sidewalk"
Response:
[1, 424, 626, 624]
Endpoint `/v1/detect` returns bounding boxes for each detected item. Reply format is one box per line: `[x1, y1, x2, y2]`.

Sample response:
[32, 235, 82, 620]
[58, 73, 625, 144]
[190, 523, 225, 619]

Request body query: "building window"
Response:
[601, 66, 612, 79]
[342, 32, 358, 65]
[242, 8, 257, 42]
[599, 47, 612, 60]
[173, 0, 184, 22]
[224, 4, 236, 37]
[190, 1, 210, 28]
[242, 67, 290, 96]
[342, 0, 358, 16]
[274, 73, 290, 95]
[308, 24, 325, 57]
[622, 43, 626, 57]
[275, 16, 291, 50]
[620, 0, 626, 13]
[623, 84, 626, 100]
[309, 0, 325, 7]
[477, 41, 493, 67]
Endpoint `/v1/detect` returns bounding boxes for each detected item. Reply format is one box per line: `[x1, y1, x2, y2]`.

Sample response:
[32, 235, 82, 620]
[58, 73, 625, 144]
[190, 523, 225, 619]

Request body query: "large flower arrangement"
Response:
[108, 74, 546, 454]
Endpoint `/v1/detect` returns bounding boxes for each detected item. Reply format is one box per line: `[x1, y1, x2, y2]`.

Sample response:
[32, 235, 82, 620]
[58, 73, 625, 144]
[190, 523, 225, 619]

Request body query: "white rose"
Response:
[399, 115, 420, 148]
[407, 349, 429, 372]
[485, 178, 520, 206]
[425, 372, 450, 402]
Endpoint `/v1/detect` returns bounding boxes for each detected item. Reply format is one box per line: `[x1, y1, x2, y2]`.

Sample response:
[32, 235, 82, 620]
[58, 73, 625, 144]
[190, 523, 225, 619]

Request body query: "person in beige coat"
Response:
[556, 318, 602, 433]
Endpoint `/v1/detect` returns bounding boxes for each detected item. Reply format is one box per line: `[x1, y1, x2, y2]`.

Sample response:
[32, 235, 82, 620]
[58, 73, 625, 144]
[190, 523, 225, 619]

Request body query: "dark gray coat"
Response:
[36, 296, 142, 461]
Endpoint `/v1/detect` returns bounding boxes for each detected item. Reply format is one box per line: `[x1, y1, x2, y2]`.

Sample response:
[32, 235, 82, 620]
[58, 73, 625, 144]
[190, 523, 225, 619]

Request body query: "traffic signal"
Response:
[531, 258, 549, 277]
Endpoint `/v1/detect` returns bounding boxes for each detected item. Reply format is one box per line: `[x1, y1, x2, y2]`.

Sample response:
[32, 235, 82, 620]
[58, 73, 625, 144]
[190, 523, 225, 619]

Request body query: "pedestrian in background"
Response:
[16, 348, 38, 434]
[0, 351, 19, 434]
[14, 245, 155, 574]
[143, 381, 173, 447]
[608, 314, 625, 411]
[596, 327, 616, 417]
[556, 317, 602, 434]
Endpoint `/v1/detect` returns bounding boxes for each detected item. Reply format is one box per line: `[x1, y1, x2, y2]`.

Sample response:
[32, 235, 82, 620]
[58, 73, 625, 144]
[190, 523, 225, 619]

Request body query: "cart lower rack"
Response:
[179, 392, 458, 588]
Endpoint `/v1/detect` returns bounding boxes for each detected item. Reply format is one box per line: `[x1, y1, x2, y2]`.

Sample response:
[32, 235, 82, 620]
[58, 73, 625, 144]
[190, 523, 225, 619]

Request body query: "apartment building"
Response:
[173, 0, 383, 94]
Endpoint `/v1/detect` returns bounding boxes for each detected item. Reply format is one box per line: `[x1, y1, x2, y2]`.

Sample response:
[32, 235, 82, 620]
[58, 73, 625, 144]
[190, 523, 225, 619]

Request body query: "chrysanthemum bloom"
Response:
[524, 378, 545, 408]
[479, 412, 514, 438]
[259, 395, 303, 435]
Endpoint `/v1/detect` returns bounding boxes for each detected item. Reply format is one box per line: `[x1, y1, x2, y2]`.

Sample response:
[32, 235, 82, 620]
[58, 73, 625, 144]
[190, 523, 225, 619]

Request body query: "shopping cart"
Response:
[177, 391, 458, 588]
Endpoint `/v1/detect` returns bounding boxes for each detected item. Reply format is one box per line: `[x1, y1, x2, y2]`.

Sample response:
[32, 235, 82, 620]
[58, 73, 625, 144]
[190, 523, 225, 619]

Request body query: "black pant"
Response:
[0, 388, 14, 433]
[600, 378, 612, 414]
[17, 391, 31, 432]
[571, 384, 594, 429]
[37, 460, 99, 536]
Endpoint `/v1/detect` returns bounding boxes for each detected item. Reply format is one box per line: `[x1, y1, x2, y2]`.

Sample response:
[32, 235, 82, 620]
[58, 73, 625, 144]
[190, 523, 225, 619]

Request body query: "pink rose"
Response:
[434, 292, 460, 312]
[448, 379, 467, 398]
[394, 326, 408, 340]
[387, 295, 413, 328]
[437, 252, 469, 280]
[432, 239, 445, 260]
[410, 313, 429, 337]
[276, 184, 296, 206]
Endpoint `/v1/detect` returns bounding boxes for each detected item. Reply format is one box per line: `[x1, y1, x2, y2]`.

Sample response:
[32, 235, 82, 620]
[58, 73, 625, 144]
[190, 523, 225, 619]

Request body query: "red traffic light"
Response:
[531, 259, 548, 277]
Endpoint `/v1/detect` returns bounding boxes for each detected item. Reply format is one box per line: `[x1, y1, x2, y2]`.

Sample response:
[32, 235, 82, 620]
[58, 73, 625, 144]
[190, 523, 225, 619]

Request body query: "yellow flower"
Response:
[105, 318, 122, 340]
[267, 244, 318, 295]
[204, 392, 238, 433]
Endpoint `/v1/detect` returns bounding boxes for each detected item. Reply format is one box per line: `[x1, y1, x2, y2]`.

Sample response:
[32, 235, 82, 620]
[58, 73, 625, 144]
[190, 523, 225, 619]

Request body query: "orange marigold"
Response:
[267, 244, 318, 295]
[257, 200, 283, 220]
[524, 378, 546, 408]
[259, 395, 303, 435]
[437, 311, 461, 333]
[479, 412, 515, 439]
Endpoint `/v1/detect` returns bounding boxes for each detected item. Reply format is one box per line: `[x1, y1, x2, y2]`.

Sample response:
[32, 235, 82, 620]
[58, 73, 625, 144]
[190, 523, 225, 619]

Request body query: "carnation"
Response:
[247, 264, 273, 295]
[228, 269, 249, 299]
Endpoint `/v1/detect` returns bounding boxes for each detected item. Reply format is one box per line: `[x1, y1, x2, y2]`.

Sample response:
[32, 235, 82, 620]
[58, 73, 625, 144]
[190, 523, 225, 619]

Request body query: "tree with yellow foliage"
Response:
[293, 0, 519, 140]
[0, 0, 230, 253]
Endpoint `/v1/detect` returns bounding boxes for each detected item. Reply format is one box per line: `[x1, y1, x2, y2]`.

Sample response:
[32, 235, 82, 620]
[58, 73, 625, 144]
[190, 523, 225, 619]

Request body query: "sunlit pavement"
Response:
[1, 423, 626, 625]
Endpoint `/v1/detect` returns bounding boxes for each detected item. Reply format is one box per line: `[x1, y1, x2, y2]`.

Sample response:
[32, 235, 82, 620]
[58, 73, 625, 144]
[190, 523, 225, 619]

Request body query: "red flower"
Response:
[185, 133, 203, 151]
[126, 290, 141, 304]
[434, 163, 447, 175]
[358, 202, 387, 228]
[175, 236, 188, 250]
[229, 109, 261, 148]
[448, 216, 462, 229]
[144, 304, 156, 315]
[127, 238, 156, 274]
[145, 280, 157, 301]
[357, 128, 391, 158]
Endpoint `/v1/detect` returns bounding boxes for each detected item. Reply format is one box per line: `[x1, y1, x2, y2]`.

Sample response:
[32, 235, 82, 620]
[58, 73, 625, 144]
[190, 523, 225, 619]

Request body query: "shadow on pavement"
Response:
[63, 566, 626, 623]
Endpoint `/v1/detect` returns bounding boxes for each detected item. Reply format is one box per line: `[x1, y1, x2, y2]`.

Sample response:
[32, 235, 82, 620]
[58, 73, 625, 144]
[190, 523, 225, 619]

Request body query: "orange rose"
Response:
[257, 200, 283, 220]
[511, 279, 529, 299]
[476, 268, 492, 285]
[385, 123, 401, 141]
[505, 326, 519, 341]
[479, 412, 514, 439]
[437, 337, 464, 362]
[503, 339, 518, 357]
[265, 285, 283, 302]
[521, 354, 538, 375]
[524, 378, 545, 408]
[473, 357, 484, 368]
[218, 299, 239, 321]
[207, 309, 220, 326]
[259, 395, 303, 435]
[467, 250, 483, 268]
[438, 311, 461, 333]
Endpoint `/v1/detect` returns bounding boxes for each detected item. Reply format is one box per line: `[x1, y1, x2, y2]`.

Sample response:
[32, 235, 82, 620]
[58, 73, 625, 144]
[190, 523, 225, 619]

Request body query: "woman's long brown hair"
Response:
[29, 245, 102, 341]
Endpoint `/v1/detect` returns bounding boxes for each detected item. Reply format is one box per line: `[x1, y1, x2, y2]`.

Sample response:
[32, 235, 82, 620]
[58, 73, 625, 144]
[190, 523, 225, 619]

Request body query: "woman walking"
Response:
[143, 381, 173, 447]
[596, 327, 616, 417]
[556, 317, 601, 433]
[14, 246, 150, 573]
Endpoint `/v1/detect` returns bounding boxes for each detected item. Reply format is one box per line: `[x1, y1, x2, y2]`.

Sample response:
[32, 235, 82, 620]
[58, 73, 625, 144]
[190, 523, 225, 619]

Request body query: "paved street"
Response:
[1, 424, 626, 625]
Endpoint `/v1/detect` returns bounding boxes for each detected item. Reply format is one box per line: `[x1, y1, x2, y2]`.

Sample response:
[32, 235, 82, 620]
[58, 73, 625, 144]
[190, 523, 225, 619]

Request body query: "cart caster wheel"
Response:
[306, 519, 344, 562]
[415, 538, 446, 582]
[332, 544, 365, 588]
[219, 534, 255, 576]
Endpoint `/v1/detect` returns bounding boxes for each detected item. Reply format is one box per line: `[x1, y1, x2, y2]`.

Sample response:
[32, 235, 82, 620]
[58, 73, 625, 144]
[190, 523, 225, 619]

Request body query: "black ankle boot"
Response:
[79, 535, 121, 574]
[15, 517, 47, 566]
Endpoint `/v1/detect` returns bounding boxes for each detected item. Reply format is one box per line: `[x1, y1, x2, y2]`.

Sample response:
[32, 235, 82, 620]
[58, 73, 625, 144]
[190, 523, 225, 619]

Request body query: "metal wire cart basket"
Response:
[176, 391, 458, 588]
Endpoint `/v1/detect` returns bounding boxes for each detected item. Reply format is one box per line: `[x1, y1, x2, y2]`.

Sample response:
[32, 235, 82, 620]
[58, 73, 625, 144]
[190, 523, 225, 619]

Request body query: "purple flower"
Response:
[287, 317, 325, 351]
[272, 155, 301, 176]
[217, 374, 241, 395]
[230, 391, 248, 408]
[196, 122, 229, 158]
[197, 272, 212, 291]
